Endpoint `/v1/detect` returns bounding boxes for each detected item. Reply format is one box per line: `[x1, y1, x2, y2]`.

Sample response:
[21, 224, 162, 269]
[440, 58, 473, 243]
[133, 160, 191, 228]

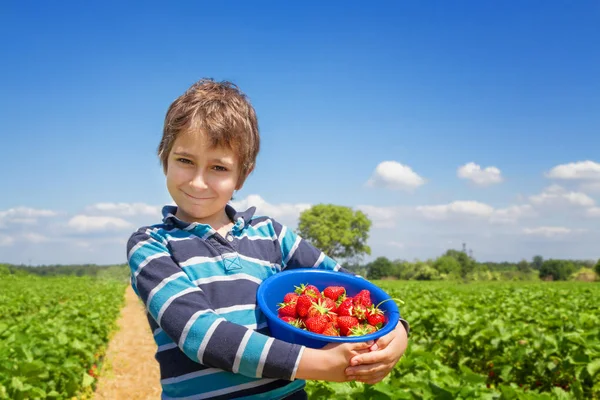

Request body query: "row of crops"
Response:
[306, 281, 600, 399]
[0, 275, 126, 399]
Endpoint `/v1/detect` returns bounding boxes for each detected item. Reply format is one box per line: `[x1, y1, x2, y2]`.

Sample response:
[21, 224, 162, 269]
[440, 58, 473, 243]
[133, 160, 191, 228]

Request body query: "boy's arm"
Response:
[271, 219, 353, 274]
[127, 228, 305, 381]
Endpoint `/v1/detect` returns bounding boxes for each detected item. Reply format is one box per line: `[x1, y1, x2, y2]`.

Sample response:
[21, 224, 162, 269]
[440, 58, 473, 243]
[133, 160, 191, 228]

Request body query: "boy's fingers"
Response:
[355, 341, 374, 350]
[350, 349, 384, 366]
[374, 331, 395, 350]
[346, 362, 387, 376]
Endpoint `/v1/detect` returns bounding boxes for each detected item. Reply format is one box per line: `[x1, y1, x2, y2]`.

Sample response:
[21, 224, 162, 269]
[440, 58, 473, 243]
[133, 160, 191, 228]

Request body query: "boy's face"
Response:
[166, 131, 242, 227]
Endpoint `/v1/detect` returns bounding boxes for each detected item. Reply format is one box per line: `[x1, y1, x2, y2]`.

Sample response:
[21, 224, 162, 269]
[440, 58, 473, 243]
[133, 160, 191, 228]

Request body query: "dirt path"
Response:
[93, 285, 162, 400]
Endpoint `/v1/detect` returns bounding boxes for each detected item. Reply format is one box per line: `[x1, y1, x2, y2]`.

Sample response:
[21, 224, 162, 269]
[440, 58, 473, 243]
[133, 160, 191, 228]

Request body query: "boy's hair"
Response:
[158, 78, 260, 187]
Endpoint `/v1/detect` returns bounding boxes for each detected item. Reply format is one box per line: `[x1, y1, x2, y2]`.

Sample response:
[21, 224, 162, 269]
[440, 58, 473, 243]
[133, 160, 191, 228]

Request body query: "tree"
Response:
[443, 249, 475, 278]
[432, 256, 462, 276]
[532, 255, 543, 270]
[412, 261, 440, 280]
[366, 257, 394, 280]
[595, 259, 600, 278]
[297, 204, 371, 261]
[517, 259, 531, 273]
[539, 259, 575, 281]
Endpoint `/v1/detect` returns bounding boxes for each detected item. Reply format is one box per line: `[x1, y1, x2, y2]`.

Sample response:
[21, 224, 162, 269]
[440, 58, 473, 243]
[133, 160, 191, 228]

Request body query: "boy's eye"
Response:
[213, 165, 228, 172]
[176, 158, 193, 165]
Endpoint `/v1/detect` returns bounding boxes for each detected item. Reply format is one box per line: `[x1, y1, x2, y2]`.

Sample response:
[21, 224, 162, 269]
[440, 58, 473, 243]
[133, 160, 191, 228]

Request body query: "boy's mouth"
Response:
[183, 192, 214, 200]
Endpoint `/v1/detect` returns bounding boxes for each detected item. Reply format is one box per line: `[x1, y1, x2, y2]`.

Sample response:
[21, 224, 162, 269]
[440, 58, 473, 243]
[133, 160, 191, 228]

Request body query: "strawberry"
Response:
[321, 297, 337, 313]
[294, 283, 321, 299]
[279, 316, 295, 323]
[349, 323, 376, 336]
[366, 305, 385, 328]
[296, 294, 314, 318]
[337, 316, 359, 336]
[307, 298, 337, 319]
[283, 292, 299, 304]
[352, 303, 367, 322]
[323, 286, 346, 301]
[353, 289, 372, 308]
[280, 316, 304, 329]
[363, 324, 378, 334]
[277, 299, 297, 318]
[336, 298, 354, 317]
[328, 313, 338, 327]
[304, 315, 329, 334]
[322, 323, 340, 336]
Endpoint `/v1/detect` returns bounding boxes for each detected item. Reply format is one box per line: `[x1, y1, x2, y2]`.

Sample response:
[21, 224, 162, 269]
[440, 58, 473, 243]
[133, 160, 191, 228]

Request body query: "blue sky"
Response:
[1, 1, 599, 265]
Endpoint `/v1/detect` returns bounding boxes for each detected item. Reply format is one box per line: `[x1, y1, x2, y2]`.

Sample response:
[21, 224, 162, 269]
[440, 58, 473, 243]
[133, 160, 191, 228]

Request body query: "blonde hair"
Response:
[158, 78, 260, 187]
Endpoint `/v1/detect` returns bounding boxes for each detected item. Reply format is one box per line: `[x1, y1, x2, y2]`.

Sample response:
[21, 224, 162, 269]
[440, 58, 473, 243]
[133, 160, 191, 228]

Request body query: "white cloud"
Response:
[529, 185, 595, 207]
[366, 161, 425, 191]
[21, 233, 50, 244]
[0, 207, 58, 228]
[85, 202, 162, 217]
[490, 205, 536, 224]
[67, 215, 133, 233]
[357, 205, 404, 228]
[387, 241, 405, 249]
[546, 160, 600, 180]
[416, 201, 494, 220]
[457, 162, 503, 186]
[587, 207, 600, 217]
[231, 195, 311, 226]
[0, 234, 14, 247]
[580, 181, 600, 193]
[522, 226, 576, 237]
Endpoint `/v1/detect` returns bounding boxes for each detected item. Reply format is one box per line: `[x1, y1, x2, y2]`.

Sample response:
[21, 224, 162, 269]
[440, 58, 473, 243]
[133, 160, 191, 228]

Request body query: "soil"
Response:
[93, 286, 161, 400]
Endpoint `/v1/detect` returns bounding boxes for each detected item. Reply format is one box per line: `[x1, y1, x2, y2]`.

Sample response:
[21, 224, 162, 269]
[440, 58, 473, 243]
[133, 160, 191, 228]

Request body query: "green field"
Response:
[0, 274, 126, 399]
[1, 272, 598, 399]
[306, 281, 600, 399]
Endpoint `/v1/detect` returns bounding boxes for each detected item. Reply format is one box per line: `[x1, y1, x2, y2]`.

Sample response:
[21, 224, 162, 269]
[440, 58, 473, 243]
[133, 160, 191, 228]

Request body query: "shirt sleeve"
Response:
[126, 228, 305, 381]
[270, 219, 354, 274]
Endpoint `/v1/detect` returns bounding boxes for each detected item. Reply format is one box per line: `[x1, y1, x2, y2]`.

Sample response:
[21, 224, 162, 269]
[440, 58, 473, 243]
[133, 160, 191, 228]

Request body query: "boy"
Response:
[126, 79, 409, 399]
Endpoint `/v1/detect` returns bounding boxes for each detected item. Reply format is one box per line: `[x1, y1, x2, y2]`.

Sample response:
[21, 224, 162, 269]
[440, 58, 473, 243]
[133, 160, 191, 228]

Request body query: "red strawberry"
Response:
[283, 292, 299, 304]
[296, 294, 314, 318]
[348, 323, 376, 336]
[337, 316, 359, 336]
[294, 283, 321, 299]
[322, 323, 340, 336]
[353, 290, 372, 308]
[366, 305, 385, 328]
[305, 315, 329, 334]
[280, 316, 304, 329]
[277, 299, 297, 318]
[321, 297, 337, 313]
[307, 298, 336, 319]
[337, 298, 354, 317]
[323, 286, 346, 301]
[352, 303, 367, 322]
[328, 313, 338, 327]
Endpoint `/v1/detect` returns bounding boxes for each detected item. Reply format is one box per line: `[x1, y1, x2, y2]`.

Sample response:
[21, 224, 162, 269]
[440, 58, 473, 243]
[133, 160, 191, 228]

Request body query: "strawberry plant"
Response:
[0, 274, 126, 399]
[306, 281, 600, 399]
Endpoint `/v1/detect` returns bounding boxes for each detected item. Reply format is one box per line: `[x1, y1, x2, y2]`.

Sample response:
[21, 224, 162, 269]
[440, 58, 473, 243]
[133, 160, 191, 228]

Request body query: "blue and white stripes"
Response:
[127, 204, 349, 399]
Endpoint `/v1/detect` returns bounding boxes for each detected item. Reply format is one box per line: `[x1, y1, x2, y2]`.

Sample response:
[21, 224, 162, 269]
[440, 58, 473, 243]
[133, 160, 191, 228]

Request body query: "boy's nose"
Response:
[190, 172, 209, 189]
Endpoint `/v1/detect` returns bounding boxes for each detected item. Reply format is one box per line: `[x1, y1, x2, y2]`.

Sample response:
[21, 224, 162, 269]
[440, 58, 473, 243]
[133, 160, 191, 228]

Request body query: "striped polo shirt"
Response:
[126, 204, 353, 399]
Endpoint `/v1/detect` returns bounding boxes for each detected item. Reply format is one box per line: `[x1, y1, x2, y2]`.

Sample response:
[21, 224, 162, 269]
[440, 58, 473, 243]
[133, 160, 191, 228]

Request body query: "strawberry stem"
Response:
[375, 297, 405, 308]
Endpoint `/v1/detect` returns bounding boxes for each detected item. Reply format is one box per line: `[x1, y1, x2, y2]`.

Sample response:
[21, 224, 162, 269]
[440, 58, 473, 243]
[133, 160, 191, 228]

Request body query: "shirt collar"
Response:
[161, 204, 256, 233]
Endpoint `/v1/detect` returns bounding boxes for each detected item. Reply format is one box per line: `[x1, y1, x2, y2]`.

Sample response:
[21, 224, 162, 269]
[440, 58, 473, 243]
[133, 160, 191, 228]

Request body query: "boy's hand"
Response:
[344, 322, 408, 384]
[296, 341, 372, 382]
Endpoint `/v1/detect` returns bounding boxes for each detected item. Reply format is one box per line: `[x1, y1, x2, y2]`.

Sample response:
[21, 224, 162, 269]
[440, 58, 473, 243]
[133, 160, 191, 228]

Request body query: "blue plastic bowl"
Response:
[256, 268, 400, 348]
